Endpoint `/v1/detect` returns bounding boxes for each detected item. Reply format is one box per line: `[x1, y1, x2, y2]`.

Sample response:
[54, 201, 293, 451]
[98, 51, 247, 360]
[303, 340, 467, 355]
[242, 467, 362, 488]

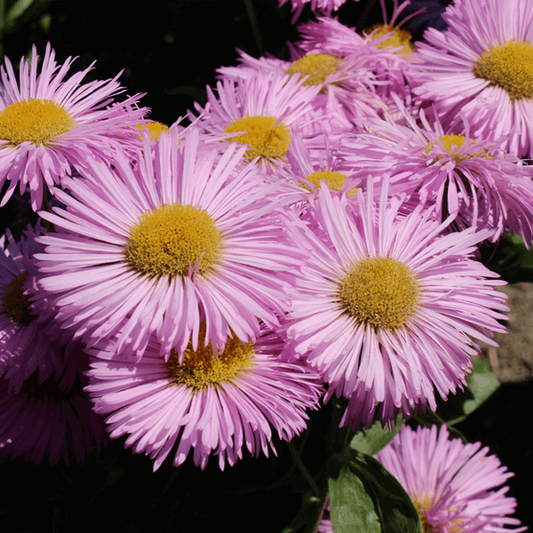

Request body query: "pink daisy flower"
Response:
[337, 103, 533, 243]
[0, 227, 70, 393]
[284, 181, 509, 429]
[34, 127, 302, 360]
[86, 325, 323, 471]
[0, 43, 147, 210]
[297, 16, 416, 106]
[0, 371, 107, 465]
[192, 70, 320, 173]
[411, 0, 533, 158]
[376, 425, 526, 532]
[217, 47, 387, 136]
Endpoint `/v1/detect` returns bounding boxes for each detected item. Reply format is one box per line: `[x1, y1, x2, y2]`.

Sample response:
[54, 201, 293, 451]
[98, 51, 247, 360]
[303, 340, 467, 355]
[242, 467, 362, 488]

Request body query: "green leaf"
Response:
[433, 358, 499, 425]
[463, 358, 499, 415]
[329, 449, 422, 533]
[350, 414, 404, 456]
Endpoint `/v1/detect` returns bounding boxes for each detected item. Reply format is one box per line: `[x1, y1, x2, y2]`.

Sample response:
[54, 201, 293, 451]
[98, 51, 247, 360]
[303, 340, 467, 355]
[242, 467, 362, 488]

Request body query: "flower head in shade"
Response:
[284, 181, 508, 429]
[376, 425, 526, 533]
[0, 371, 107, 465]
[193, 70, 320, 173]
[337, 102, 533, 243]
[0, 227, 71, 393]
[86, 325, 323, 471]
[279, 0, 351, 22]
[34, 127, 302, 360]
[412, 0, 533, 158]
[0, 43, 147, 210]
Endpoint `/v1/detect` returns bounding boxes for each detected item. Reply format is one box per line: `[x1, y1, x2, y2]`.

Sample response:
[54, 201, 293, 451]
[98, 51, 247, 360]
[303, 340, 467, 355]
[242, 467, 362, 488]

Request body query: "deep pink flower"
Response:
[0, 371, 107, 465]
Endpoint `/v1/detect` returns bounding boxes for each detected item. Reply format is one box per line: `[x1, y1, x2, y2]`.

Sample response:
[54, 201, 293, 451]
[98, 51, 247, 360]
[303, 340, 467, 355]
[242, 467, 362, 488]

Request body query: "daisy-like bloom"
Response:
[296, 16, 416, 108]
[337, 102, 533, 243]
[86, 325, 323, 471]
[376, 425, 526, 532]
[0, 43, 147, 210]
[34, 127, 302, 360]
[0, 227, 69, 393]
[217, 46, 388, 136]
[193, 70, 320, 174]
[280, 133, 359, 203]
[284, 181, 509, 429]
[0, 370, 107, 465]
[411, 0, 533, 158]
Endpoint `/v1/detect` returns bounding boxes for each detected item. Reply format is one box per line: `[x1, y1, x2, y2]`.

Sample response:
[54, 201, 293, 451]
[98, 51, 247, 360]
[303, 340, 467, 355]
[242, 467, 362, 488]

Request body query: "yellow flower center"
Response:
[367, 24, 414, 54]
[224, 115, 291, 161]
[424, 134, 489, 163]
[2, 272, 35, 326]
[413, 498, 463, 533]
[167, 329, 255, 390]
[301, 169, 357, 196]
[474, 40, 533, 100]
[0, 98, 76, 146]
[125, 204, 222, 279]
[337, 257, 419, 331]
[135, 121, 169, 141]
[285, 53, 341, 86]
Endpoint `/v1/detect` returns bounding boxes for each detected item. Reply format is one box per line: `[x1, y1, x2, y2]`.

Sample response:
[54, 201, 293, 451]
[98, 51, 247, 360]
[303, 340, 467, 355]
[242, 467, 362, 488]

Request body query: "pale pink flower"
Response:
[376, 425, 526, 533]
[34, 127, 302, 360]
[0, 43, 147, 210]
[86, 326, 323, 471]
[411, 0, 533, 158]
[284, 181, 508, 429]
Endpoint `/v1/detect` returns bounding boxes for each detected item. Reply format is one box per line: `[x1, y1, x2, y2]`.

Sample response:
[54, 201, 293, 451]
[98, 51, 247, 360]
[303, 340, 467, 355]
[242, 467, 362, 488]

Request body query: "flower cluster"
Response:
[0, 1, 528, 528]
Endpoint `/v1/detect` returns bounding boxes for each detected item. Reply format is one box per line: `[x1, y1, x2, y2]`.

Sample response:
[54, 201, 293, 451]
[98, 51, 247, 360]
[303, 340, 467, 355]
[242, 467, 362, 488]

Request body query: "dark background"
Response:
[0, 1, 531, 531]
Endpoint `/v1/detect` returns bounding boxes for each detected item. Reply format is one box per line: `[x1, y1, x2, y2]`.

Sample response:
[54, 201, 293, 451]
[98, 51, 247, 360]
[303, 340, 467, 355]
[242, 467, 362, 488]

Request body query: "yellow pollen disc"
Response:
[337, 257, 419, 331]
[425, 134, 489, 163]
[135, 121, 169, 141]
[301, 169, 357, 196]
[0, 98, 76, 146]
[224, 115, 291, 161]
[167, 329, 255, 390]
[413, 499, 435, 533]
[474, 40, 533, 101]
[125, 204, 222, 279]
[367, 24, 414, 54]
[285, 53, 341, 86]
[2, 272, 35, 326]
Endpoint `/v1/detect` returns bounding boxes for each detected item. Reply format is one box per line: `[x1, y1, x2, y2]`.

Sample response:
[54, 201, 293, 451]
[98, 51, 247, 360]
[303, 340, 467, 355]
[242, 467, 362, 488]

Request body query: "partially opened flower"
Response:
[34, 127, 301, 360]
[411, 0, 533, 158]
[284, 182, 508, 429]
[0, 43, 147, 210]
[86, 325, 323, 471]
[376, 425, 526, 532]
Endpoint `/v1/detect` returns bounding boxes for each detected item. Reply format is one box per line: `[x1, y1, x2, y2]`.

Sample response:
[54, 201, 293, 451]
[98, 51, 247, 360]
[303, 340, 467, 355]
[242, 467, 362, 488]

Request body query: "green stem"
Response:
[244, 0, 264, 57]
[286, 440, 320, 497]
